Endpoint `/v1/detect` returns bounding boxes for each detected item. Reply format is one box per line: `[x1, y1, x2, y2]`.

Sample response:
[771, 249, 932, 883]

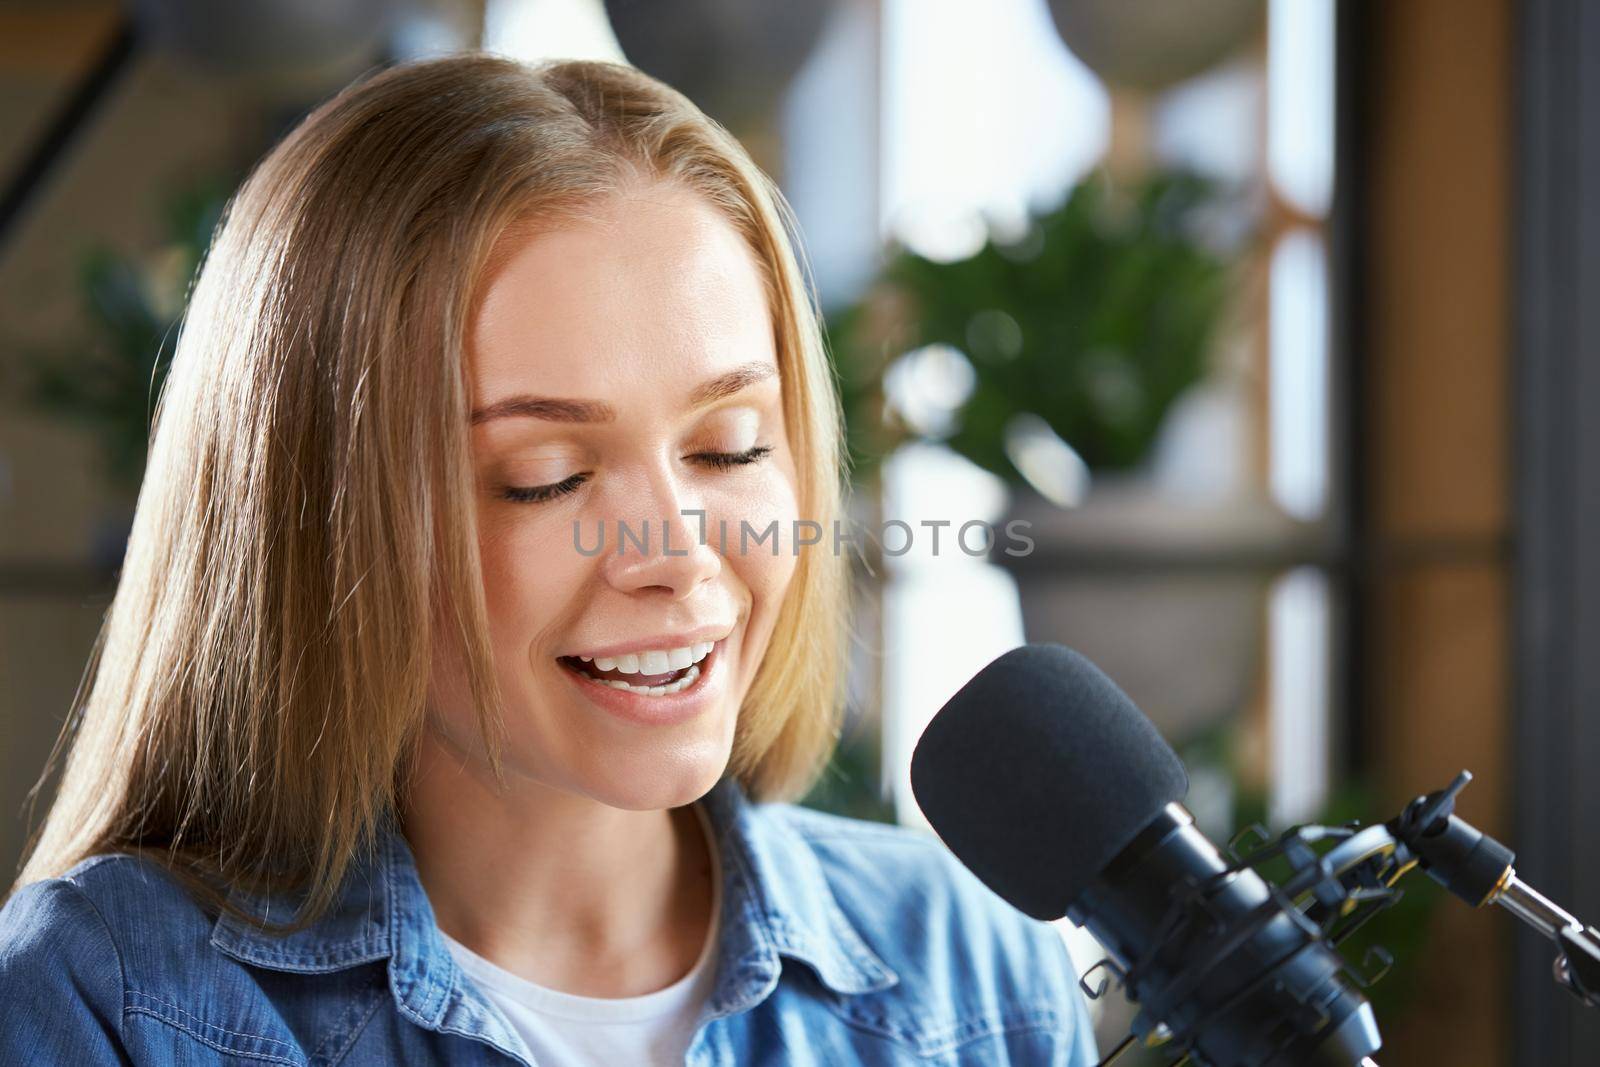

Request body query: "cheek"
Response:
[705, 461, 802, 613]
[473, 507, 587, 646]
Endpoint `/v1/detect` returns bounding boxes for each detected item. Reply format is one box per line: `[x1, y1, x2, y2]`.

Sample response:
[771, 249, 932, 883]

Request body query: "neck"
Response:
[400, 725, 716, 997]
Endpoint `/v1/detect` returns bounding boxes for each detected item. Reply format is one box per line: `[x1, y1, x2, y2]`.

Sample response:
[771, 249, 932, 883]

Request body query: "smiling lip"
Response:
[564, 624, 734, 662]
[560, 639, 726, 727]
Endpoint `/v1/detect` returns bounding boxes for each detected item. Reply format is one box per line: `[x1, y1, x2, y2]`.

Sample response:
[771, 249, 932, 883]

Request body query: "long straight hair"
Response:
[12, 53, 851, 932]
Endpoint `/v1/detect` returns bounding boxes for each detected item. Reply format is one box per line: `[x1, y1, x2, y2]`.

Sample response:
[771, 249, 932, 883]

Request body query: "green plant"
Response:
[19, 177, 230, 493]
[826, 168, 1239, 486]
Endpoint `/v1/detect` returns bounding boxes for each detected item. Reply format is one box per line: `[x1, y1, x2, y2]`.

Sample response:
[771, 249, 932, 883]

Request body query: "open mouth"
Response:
[557, 640, 717, 697]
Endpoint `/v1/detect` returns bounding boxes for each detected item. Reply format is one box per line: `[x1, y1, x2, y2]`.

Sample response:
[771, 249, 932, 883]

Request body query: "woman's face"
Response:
[428, 182, 801, 811]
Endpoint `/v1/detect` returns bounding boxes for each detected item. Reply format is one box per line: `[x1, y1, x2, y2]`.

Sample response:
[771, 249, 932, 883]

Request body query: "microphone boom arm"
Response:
[1386, 771, 1600, 1010]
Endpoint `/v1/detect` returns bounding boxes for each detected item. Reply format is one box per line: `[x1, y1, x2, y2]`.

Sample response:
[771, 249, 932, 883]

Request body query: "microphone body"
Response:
[1072, 804, 1380, 1067]
[910, 643, 1381, 1067]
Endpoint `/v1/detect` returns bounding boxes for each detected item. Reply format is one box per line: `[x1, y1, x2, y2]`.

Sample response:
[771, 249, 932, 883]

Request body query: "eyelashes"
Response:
[502, 473, 587, 505]
[499, 445, 775, 505]
[694, 444, 774, 470]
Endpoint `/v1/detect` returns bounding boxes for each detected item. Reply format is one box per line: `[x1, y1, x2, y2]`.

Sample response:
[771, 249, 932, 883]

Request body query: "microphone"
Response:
[909, 643, 1383, 1067]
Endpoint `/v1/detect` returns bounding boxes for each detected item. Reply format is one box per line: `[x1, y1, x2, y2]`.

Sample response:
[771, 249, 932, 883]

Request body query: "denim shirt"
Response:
[0, 775, 1099, 1065]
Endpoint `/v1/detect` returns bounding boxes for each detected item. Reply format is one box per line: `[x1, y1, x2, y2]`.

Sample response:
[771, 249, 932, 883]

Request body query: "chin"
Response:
[579, 753, 729, 812]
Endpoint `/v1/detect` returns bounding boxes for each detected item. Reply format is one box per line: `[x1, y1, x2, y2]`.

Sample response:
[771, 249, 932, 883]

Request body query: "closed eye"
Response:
[690, 445, 774, 470]
[501, 473, 588, 504]
[498, 446, 774, 504]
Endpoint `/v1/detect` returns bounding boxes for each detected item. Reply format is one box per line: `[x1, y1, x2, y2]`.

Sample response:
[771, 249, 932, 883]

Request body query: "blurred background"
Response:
[0, 0, 1594, 1063]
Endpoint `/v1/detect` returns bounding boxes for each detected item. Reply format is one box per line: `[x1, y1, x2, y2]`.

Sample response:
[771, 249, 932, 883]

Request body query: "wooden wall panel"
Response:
[1361, 0, 1511, 1062]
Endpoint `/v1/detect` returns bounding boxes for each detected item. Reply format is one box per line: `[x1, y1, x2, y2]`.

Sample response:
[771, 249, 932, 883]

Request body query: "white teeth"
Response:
[597, 662, 701, 696]
[572, 641, 718, 674]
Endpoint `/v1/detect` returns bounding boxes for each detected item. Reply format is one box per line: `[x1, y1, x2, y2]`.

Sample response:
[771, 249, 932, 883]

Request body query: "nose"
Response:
[600, 472, 722, 599]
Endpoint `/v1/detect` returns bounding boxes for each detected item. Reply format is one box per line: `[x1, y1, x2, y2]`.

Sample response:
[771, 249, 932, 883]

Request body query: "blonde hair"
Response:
[11, 53, 851, 931]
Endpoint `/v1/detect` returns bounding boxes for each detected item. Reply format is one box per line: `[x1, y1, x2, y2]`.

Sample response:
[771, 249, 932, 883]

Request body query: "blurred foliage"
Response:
[825, 167, 1240, 487]
[18, 177, 230, 493]
[800, 707, 898, 825]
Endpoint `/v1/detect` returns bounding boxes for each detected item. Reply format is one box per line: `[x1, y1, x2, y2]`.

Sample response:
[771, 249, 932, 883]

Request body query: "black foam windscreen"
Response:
[909, 643, 1189, 921]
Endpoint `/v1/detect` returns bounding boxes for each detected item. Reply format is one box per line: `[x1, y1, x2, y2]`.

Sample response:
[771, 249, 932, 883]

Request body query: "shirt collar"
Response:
[695, 772, 900, 1009]
[210, 775, 898, 1029]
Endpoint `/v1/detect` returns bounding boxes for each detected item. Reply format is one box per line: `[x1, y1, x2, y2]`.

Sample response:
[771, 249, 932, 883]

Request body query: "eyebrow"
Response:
[688, 361, 778, 407]
[469, 395, 614, 426]
[470, 361, 778, 426]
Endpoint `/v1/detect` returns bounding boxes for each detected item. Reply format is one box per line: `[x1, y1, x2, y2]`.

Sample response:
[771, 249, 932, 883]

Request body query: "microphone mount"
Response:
[1086, 771, 1600, 1067]
[1082, 806, 1393, 1067]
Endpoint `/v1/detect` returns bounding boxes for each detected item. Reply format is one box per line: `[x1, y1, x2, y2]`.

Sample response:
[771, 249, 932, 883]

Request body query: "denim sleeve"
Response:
[1038, 921, 1102, 1067]
[0, 878, 133, 1064]
[1062, 965, 1102, 1066]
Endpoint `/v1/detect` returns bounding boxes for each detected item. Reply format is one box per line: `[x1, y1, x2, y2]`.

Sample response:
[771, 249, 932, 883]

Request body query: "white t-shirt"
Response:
[439, 803, 722, 1067]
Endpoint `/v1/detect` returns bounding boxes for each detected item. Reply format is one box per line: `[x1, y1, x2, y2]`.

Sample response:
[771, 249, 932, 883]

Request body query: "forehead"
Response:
[467, 184, 777, 402]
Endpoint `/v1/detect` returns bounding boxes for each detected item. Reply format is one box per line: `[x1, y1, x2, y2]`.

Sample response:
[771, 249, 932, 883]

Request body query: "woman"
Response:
[0, 54, 1098, 1066]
